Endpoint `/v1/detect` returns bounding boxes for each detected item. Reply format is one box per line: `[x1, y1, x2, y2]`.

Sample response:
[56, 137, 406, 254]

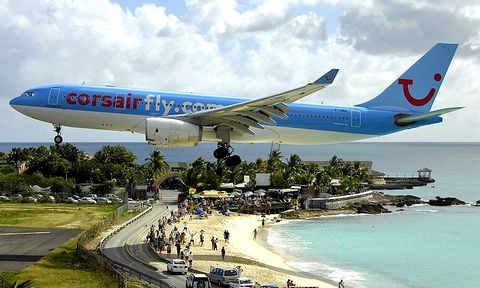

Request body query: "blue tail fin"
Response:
[358, 43, 458, 113]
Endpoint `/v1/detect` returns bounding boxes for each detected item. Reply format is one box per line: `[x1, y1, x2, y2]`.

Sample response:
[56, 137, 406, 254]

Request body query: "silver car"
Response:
[208, 267, 239, 286]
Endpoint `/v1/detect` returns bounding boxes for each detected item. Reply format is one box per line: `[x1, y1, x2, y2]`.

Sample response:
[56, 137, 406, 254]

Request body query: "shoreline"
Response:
[180, 212, 336, 287]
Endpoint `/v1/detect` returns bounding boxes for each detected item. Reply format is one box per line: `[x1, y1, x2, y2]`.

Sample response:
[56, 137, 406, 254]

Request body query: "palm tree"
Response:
[267, 149, 284, 172]
[254, 158, 267, 173]
[7, 148, 25, 171]
[145, 149, 167, 178]
[286, 154, 303, 174]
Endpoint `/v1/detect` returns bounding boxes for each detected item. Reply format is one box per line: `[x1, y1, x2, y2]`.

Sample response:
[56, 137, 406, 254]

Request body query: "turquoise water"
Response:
[269, 206, 480, 287]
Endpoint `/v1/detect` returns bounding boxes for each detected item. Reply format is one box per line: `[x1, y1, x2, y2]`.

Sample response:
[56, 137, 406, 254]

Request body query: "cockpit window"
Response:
[22, 91, 35, 97]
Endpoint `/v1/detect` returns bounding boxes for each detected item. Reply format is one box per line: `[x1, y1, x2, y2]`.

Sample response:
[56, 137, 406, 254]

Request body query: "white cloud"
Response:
[0, 0, 478, 143]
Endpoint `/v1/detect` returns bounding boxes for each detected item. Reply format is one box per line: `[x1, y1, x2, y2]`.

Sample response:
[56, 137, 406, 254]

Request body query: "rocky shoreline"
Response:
[281, 192, 472, 219]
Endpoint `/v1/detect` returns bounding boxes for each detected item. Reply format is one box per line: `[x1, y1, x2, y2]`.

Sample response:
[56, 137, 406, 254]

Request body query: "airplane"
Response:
[10, 43, 463, 166]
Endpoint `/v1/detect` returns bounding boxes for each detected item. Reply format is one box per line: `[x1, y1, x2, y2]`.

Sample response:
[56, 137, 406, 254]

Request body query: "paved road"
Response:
[103, 190, 220, 288]
[0, 227, 80, 271]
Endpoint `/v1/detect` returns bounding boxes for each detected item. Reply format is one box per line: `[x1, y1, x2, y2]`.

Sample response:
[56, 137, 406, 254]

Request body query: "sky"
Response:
[1, 0, 479, 143]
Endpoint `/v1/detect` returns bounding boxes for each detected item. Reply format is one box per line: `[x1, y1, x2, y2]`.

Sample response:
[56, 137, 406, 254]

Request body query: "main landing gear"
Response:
[213, 143, 241, 166]
[53, 125, 63, 145]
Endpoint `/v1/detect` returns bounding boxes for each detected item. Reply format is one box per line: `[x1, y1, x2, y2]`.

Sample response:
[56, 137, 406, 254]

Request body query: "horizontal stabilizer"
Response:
[313, 69, 339, 85]
[395, 107, 464, 125]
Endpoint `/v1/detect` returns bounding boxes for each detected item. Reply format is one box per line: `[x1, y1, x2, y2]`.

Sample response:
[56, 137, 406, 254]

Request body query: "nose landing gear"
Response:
[53, 125, 63, 144]
[213, 143, 241, 166]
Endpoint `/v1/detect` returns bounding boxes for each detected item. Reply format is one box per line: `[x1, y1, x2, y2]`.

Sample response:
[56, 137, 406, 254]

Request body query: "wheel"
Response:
[213, 146, 229, 159]
[54, 135, 63, 144]
[225, 155, 241, 166]
[197, 281, 205, 288]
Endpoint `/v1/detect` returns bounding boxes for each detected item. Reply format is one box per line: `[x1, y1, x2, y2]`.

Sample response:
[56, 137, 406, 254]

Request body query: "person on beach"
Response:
[214, 237, 218, 250]
[166, 242, 172, 258]
[338, 279, 345, 288]
[199, 231, 205, 246]
[221, 246, 226, 260]
[253, 229, 257, 240]
[211, 236, 215, 250]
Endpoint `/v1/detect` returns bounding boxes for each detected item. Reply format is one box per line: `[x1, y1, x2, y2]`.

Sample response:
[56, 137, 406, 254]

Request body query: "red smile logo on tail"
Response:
[398, 73, 442, 106]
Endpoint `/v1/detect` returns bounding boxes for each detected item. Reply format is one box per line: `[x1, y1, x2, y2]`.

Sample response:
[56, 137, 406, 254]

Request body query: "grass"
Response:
[0, 202, 130, 288]
[17, 237, 118, 288]
[0, 203, 117, 229]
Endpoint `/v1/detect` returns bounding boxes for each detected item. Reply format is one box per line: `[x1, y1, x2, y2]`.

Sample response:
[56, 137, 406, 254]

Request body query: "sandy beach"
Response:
[166, 211, 335, 287]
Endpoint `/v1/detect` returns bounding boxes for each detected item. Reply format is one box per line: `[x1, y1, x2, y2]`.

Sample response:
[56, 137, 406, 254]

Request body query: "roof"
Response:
[417, 167, 432, 172]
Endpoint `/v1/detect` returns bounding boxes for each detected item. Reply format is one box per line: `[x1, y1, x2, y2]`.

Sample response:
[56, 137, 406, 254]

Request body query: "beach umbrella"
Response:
[191, 194, 202, 199]
[254, 188, 267, 193]
[244, 191, 253, 197]
[230, 192, 241, 197]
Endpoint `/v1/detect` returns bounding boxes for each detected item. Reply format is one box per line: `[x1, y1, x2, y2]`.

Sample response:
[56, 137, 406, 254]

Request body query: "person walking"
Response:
[188, 251, 194, 267]
[253, 229, 257, 240]
[221, 246, 226, 260]
[338, 279, 345, 288]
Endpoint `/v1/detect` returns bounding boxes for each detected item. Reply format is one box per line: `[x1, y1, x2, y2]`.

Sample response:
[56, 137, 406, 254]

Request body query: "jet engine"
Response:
[145, 118, 202, 147]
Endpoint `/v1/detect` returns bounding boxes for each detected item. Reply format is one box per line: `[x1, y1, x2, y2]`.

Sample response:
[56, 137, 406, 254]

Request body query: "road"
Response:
[102, 190, 221, 288]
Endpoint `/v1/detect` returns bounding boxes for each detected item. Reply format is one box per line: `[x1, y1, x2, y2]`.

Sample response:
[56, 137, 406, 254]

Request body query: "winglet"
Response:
[313, 69, 339, 85]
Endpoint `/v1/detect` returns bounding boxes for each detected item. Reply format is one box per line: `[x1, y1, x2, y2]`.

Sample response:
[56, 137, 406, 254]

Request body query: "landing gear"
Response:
[213, 143, 241, 166]
[53, 125, 63, 144]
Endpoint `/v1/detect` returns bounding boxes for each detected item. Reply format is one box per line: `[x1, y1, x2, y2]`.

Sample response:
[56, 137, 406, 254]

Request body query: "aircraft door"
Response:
[351, 110, 361, 127]
[48, 88, 60, 106]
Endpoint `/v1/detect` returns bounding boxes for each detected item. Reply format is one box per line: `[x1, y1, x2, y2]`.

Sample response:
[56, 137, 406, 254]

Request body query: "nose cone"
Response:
[10, 96, 19, 106]
[10, 96, 22, 111]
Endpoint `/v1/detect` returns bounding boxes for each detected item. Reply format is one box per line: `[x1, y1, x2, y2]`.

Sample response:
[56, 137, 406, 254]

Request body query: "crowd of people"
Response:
[146, 201, 232, 267]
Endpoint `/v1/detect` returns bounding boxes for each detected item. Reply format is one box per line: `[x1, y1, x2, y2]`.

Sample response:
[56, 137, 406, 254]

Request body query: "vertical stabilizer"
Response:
[358, 43, 458, 113]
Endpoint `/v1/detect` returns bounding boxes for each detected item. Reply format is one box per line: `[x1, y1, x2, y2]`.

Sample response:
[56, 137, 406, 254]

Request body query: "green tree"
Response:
[145, 149, 167, 179]
[267, 149, 284, 173]
[6, 148, 25, 171]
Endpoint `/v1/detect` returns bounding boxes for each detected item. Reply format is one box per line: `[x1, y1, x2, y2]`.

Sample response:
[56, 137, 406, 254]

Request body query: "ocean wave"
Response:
[287, 260, 366, 283]
[411, 203, 428, 207]
[415, 209, 439, 213]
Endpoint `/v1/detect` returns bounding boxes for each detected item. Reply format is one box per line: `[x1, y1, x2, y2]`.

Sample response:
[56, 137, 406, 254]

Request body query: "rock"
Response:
[428, 196, 466, 206]
[372, 192, 424, 207]
[351, 202, 391, 214]
[476, 200, 480, 206]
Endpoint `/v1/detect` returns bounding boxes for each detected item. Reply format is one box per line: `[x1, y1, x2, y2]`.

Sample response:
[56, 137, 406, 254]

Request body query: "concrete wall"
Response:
[306, 190, 375, 210]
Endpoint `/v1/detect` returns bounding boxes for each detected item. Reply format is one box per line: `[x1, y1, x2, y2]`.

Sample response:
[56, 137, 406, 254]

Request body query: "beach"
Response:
[171, 211, 335, 287]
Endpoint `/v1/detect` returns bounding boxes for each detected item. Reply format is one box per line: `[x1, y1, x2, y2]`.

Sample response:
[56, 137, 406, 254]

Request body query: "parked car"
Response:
[0, 196, 10, 201]
[229, 278, 255, 288]
[64, 197, 78, 203]
[208, 267, 240, 286]
[186, 273, 211, 288]
[96, 197, 112, 204]
[25, 196, 37, 203]
[79, 197, 97, 204]
[47, 195, 56, 203]
[111, 197, 124, 204]
[104, 194, 116, 200]
[260, 285, 279, 288]
[72, 195, 80, 200]
[86, 194, 98, 199]
[166, 259, 188, 274]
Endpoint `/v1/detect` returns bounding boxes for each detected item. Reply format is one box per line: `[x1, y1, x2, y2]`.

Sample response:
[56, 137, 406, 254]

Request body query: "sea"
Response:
[1, 142, 479, 287]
